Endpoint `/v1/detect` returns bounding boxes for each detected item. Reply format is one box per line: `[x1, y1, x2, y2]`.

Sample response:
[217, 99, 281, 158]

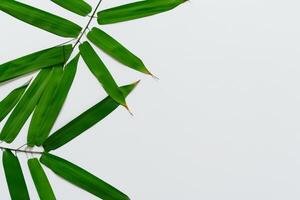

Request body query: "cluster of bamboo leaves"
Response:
[0, 0, 186, 199]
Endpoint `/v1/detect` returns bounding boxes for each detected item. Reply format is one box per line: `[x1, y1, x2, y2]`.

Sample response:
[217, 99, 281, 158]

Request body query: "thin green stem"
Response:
[0, 145, 43, 155]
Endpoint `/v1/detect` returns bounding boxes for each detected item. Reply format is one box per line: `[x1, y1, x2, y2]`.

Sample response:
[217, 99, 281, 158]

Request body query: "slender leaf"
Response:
[87, 27, 151, 75]
[27, 66, 64, 147]
[28, 55, 79, 147]
[2, 150, 30, 200]
[0, 45, 72, 83]
[79, 41, 127, 107]
[51, 0, 92, 16]
[28, 158, 56, 200]
[97, 0, 187, 24]
[0, 68, 53, 143]
[40, 153, 130, 200]
[0, 0, 82, 37]
[43, 81, 139, 151]
[0, 81, 30, 122]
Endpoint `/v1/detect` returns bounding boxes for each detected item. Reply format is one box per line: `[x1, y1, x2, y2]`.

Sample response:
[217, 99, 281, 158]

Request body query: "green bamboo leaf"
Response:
[0, 0, 82, 37]
[0, 45, 72, 83]
[0, 81, 30, 122]
[0, 68, 54, 143]
[2, 150, 30, 200]
[27, 66, 64, 147]
[51, 0, 92, 17]
[40, 153, 130, 200]
[79, 41, 127, 107]
[28, 158, 56, 200]
[43, 81, 139, 151]
[87, 27, 152, 75]
[28, 55, 80, 147]
[97, 0, 187, 25]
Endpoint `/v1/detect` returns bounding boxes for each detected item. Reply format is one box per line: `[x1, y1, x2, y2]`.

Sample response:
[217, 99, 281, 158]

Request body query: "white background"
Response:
[1, 0, 300, 199]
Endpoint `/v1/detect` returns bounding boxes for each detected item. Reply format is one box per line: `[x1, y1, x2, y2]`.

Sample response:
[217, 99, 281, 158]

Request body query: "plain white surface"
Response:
[1, 0, 300, 199]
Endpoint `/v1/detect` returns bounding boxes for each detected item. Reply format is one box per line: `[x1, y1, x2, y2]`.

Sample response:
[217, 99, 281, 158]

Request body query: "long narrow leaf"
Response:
[0, 0, 82, 37]
[0, 81, 30, 122]
[40, 153, 130, 200]
[87, 27, 151, 75]
[43, 81, 139, 151]
[28, 158, 56, 200]
[97, 0, 187, 24]
[2, 150, 30, 200]
[79, 41, 127, 107]
[28, 55, 79, 147]
[0, 45, 72, 83]
[51, 0, 92, 16]
[27, 66, 64, 147]
[0, 68, 53, 143]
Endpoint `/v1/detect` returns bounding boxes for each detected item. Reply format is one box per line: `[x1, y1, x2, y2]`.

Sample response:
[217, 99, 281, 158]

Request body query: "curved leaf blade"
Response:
[40, 153, 130, 200]
[79, 41, 127, 107]
[87, 27, 151, 75]
[28, 158, 56, 200]
[43, 81, 139, 151]
[97, 0, 187, 25]
[2, 150, 30, 200]
[0, 81, 29, 122]
[28, 55, 79, 147]
[0, 68, 54, 143]
[0, 45, 72, 83]
[0, 0, 82, 37]
[51, 0, 92, 17]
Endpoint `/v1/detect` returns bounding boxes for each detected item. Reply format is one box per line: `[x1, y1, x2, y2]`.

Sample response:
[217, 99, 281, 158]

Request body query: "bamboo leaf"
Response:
[51, 0, 92, 17]
[97, 0, 187, 25]
[79, 41, 127, 107]
[2, 150, 30, 200]
[0, 45, 72, 83]
[0, 81, 30, 122]
[28, 55, 80, 147]
[40, 153, 130, 200]
[27, 66, 64, 147]
[28, 158, 56, 200]
[0, 0, 82, 37]
[87, 27, 151, 75]
[43, 81, 139, 151]
[0, 68, 54, 143]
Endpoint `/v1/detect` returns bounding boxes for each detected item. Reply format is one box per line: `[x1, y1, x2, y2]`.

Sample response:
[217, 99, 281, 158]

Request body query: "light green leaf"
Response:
[28, 55, 79, 147]
[0, 45, 72, 83]
[28, 158, 56, 200]
[2, 150, 30, 200]
[87, 27, 152, 75]
[0, 81, 30, 122]
[0, 68, 54, 143]
[79, 41, 127, 107]
[27, 66, 64, 147]
[40, 153, 130, 200]
[97, 0, 187, 24]
[51, 0, 92, 16]
[43, 81, 139, 151]
[0, 0, 82, 37]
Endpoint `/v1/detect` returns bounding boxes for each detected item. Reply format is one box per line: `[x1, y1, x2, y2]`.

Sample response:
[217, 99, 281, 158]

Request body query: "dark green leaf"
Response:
[51, 0, 92, 16]
[0, 45, 72, 83]
[43, 81, 139, 151]
[28, 55, 79, 147]
[79, 41, 127, 107]
[0, 0, 82, 37]
[87, 27, 152, 75]
[27, 66, 64, 147]
[0, 81, 30, 122]
[0, 68, 54, 143]
[28, 158, 56, 200]
[40, 153, 130, 200]
[2, 150, 30, 200]
[97, 0, 187, 24]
